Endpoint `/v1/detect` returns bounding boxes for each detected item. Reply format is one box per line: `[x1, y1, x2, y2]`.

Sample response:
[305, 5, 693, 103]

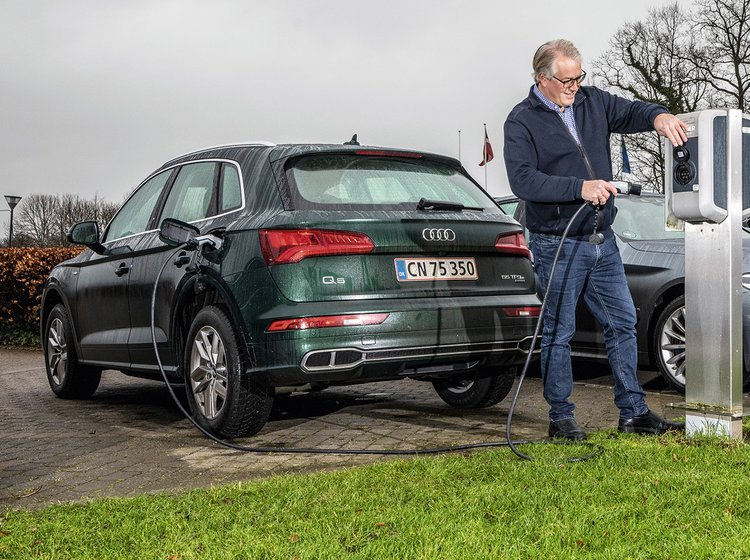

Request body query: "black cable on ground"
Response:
[151, 211, 603, 461]
[505, 202, 605, 462]
[150, 248, 533, 455]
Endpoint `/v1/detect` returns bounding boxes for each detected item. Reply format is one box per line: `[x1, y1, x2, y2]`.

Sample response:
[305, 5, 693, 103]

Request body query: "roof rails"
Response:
[163, 141, 277, 166]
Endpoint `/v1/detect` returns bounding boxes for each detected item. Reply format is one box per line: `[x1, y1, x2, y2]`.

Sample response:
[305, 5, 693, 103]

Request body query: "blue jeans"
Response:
[529, 232, 648, 422]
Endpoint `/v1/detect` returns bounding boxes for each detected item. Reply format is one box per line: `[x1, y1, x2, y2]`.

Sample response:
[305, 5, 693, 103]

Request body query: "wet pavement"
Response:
[1, 347, 684, 510]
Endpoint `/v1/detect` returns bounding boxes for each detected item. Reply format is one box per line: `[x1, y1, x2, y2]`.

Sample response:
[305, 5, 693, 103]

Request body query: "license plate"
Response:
[394, 257, 478, 282]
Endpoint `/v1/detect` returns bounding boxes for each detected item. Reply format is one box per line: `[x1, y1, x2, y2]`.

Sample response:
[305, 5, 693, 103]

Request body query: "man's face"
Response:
[537, 56, 583, 108]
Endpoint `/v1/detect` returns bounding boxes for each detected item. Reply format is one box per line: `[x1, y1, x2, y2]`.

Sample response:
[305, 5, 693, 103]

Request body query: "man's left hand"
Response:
[654, 113, 689, 147]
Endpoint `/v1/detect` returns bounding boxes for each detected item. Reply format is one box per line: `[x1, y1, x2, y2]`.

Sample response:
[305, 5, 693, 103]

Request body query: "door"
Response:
[73, 251, 133, 367]
[76, 168, 174, 369]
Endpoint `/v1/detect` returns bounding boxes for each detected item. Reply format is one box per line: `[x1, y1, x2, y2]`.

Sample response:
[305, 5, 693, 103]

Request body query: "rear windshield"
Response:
[285, 154, 499, 211]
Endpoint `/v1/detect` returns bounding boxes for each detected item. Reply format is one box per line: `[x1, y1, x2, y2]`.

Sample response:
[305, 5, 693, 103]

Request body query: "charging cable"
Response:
[149, 185, 640, 461]
[506, 184, 641, 461]
[150, 243, 531, 456]
[506, 202, 602, 461]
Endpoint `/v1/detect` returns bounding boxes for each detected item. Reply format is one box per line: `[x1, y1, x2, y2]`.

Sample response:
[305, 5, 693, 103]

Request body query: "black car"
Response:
[496, 193, 750, 393]
[41, 142, 541, 438]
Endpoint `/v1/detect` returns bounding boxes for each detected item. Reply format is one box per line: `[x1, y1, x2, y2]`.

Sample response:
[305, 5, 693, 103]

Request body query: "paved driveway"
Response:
[1, 347, 681, 510]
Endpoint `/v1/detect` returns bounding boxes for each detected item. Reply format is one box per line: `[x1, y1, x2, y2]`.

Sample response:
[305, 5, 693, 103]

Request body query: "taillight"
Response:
[267, 313, 389, 332]
[495, 231, 531, 259]
[502, 306, 541, 318]
[258, 228, 375, 265]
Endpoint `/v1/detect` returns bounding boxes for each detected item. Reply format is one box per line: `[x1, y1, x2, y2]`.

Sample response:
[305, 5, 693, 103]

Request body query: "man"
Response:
[503, 39, 687, 440]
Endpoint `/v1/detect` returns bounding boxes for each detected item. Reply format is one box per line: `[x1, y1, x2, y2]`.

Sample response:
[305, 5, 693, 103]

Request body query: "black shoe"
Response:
[548, 419, 587, 441]
[618, 410, 685, 435]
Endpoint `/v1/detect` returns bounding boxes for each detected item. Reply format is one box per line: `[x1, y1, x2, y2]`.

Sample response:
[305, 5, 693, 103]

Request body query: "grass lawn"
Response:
[3, 431, 750, 559]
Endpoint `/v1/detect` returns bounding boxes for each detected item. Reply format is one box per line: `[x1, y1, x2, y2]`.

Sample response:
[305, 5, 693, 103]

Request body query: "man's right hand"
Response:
[581, 180, 618, 206]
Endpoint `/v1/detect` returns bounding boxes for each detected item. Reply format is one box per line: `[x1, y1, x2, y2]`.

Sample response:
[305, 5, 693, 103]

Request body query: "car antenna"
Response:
[343, 134, 360, 145]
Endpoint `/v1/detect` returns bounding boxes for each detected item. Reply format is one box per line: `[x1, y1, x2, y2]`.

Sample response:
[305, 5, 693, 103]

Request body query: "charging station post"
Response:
[665, 109, 749, 438]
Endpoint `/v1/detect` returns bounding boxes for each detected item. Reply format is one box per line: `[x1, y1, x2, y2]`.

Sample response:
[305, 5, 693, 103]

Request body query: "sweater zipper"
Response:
[574, 139, 597, 181]
[556, 110, 596, 180]
[556, 109, 600, 236]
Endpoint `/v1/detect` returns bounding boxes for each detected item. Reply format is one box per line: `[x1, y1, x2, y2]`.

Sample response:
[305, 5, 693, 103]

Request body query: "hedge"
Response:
[0, 247, 83, 345]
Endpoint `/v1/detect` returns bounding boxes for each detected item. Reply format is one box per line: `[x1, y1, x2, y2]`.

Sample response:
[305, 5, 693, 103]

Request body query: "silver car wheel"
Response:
[658, 304, 686, 388]
[432, 369, 515, 409]
[47, 317, 67, 386]
[189, 325, 229, 420]
[444, 378, 476, 394]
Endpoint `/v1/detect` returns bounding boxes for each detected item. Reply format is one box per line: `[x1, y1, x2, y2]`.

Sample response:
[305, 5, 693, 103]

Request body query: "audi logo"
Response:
[422, 228, 456, 241]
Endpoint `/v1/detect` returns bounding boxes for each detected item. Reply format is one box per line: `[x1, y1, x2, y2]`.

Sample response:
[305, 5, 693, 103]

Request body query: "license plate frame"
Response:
[394, 257, 478, 282]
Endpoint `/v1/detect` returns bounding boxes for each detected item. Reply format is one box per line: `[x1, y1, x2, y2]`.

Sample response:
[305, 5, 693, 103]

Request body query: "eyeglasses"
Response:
[551, 70, 586, 88]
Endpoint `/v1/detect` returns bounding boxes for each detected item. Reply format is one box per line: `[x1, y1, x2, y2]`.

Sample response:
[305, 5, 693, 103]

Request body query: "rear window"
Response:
[285, 154, 499, 211]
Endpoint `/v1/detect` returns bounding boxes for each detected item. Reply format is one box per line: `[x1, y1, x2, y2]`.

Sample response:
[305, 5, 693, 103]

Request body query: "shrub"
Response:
[0, 247, 83, 345]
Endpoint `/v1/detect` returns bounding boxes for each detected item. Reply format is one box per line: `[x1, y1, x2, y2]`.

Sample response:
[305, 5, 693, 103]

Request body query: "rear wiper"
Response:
[416, 198, 483, 212]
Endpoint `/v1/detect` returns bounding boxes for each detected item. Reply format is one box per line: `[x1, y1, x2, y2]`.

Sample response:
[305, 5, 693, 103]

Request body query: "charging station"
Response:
[665, 109, 750, 438]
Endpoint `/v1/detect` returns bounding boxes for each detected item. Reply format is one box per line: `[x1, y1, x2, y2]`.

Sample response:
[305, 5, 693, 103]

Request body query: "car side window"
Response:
[220, 163, 242, 213]
[159, 162, 217, 224]
[104, 170, 172, 242]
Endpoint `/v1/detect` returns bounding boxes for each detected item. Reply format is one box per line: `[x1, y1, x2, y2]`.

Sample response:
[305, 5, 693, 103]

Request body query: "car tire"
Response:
[44, 304, 102, 399]
[184, 306, 273, 438]
[654, 296, 687, 393]
[432, 368, 516, 408]
[654, 295, 750, 393]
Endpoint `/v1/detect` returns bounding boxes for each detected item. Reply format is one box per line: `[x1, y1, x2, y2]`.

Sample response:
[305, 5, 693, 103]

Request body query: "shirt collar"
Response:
[533, 84, 572, 113]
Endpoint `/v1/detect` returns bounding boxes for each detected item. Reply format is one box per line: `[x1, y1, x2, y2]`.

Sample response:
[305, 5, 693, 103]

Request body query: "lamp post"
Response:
[4, 195, 22, 248]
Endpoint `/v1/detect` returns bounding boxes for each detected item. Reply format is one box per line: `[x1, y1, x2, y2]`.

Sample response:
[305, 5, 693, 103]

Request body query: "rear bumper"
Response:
[246, 293, 541, 386]
[300, 338, 533, 373]
[257, 339, 534, 386]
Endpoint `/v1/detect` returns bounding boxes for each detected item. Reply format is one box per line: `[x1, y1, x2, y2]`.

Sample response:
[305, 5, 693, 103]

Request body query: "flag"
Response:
[621, 136, 631, 174]
[479, 124, 494, 166]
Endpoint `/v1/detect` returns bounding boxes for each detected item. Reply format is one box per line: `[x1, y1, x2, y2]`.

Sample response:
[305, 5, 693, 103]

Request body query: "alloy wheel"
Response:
[47, 317, 67, 386]
[443, 377, 476, 394]
[658, 304, 686, 388]
[189, 325, 229, 420]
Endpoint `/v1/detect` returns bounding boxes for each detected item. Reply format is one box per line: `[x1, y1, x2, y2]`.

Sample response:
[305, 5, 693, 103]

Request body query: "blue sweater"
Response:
[503, 85, 668, 237]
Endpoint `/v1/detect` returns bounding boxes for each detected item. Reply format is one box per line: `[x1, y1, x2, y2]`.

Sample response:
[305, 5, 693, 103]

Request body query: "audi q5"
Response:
[41, 142, 540, 437]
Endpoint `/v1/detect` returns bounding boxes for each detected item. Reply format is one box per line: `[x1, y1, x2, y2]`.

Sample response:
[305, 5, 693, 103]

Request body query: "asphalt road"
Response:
[0, 347, 683, 511]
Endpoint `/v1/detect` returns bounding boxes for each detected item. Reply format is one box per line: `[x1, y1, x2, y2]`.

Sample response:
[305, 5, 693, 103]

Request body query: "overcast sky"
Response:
[1, 0, 685, 234]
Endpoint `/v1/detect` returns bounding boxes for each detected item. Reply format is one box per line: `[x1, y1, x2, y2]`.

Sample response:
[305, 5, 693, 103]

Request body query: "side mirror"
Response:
[67, 221, 106, 254]
[159, 218, 200, 247]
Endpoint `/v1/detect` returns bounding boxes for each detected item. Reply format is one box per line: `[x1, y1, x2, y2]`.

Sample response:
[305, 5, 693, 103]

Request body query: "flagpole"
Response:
[479, 123, 494, 188]
[458, 130, 461, 162]
[484, 123, 488, 189]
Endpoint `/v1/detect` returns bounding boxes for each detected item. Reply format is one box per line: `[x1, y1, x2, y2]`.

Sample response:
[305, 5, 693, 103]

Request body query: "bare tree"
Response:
[594, 3, 706, 191]
[56, 194, 88, 245]
[594, 0, 750, 192]
[10, 193, 121, 247]
[596, 4, 705, 113]
[55, 194, 116, 245]
[693, 0, 750, 111]
[14, 194, 59, 247]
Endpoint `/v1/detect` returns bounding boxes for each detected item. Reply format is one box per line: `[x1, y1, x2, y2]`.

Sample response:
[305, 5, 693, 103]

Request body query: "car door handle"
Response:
[174, 252, 191, 268]
[114, 263, 130, 277]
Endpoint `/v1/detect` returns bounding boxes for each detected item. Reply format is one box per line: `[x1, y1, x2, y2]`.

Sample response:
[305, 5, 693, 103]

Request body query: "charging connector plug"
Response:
[186, 234, 223, 252]
[611, 181, 642, 196]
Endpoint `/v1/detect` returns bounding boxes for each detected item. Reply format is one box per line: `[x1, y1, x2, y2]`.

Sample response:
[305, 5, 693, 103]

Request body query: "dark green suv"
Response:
[41, 142, 540, 437]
